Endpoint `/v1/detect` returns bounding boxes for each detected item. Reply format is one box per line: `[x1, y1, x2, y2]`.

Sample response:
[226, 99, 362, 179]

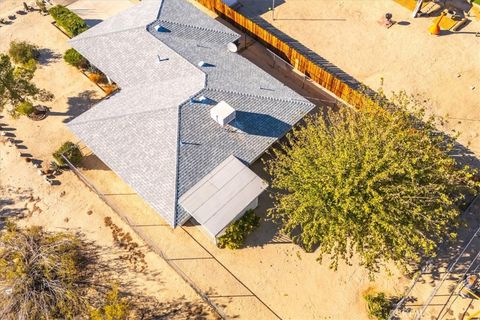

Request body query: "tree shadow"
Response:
[37, 48, 62, 66]
[47, 90, 100, 123]
[129, 295, 217, 319]
[0, 187, 36, 226]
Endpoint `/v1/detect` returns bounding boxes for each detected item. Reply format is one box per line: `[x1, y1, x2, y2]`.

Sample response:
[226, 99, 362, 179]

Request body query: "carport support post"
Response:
[272, 0, 275, 21]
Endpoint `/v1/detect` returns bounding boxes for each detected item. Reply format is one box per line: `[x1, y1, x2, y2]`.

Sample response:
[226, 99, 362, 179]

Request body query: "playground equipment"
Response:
[460, 274, 480, 320]
[413, 0, 473, 19]
[428, 11, 446, 34]
[467, 309, 480, 320]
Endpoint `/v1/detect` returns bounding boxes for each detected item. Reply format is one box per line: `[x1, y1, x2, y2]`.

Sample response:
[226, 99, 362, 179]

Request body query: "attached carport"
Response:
[179, 155, 268, 242]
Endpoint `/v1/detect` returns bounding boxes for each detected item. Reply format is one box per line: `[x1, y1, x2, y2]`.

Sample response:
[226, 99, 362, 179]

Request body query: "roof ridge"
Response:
[205, 87, 313, 106]
[156, 19, 238, 37]
[68, 103, 179, 126]
[172, 87, 209, 227]
[69, 25, 146, 43]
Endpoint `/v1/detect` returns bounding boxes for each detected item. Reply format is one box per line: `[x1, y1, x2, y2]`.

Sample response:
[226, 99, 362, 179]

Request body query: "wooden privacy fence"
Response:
[195, 0, 375, 108]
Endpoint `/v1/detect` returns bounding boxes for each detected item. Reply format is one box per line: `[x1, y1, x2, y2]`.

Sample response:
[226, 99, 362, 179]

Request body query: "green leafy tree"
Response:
[0, 224, 88, 319]
[0, 54, 53, 112]
[49, 5, 88, 37]
[15, 101, 34, 116]
[217, 209, 260, 249]
[266, 91, 478, 272]
[53, 141, 83, 166]
[364, 292, 394, 320]
[8, 41, 39, 65]
[64, 48, 88, 68]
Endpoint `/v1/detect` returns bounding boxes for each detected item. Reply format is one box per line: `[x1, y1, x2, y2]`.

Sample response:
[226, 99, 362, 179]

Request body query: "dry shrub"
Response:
[88, 72, 102, 83]
[104, 217, 147, 272]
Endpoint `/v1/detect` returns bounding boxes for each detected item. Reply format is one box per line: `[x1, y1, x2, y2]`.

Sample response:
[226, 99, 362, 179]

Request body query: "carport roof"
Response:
[179, 155, 267, 238]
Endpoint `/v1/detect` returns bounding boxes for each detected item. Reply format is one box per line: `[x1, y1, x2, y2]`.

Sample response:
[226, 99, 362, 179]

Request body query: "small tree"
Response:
[8, 41, 39, 65]
[53, 141, 83, 166]
[217, 209, 260, 249]
[90, 284, 130, 320]
[64, 48, 87, 68]
[266, 91, 479, 272]
[0, 224, 88, 319]
[49, 5, 88, 37]
[0, 54, 53, 112]
[364, 292, 393, 320]
[14, 101, 34, 116]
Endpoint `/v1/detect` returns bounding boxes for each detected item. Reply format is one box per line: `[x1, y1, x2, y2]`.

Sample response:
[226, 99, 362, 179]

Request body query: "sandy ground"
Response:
[68, 0, 134, 27]
[0, 0, 22, 16]
[0, 8, 216, 319]
[240, 0, 480, 158]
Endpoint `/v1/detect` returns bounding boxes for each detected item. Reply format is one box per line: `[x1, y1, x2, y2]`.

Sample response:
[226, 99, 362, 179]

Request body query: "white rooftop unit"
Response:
[210, 101, 236, 127]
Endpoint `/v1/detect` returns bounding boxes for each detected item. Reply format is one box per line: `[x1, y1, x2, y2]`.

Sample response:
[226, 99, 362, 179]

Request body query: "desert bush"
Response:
[217, 209, 260, 249]
[0, 223, 88, 319]
[104, 84, 116, 95]
[364, 292, 393, 320]
[36, 0, 47, 13]
[8, 41, 39, 65]
[64, 48, 87, 68]
[90, 284, 130, 320]
[88, 72, 102, 83]
[53, 141, 83, 166]
[49, 5, 88, 37]
[104, 217, 147, 272]
[12, 60, 37, 84]
[15, 101, 34, 116]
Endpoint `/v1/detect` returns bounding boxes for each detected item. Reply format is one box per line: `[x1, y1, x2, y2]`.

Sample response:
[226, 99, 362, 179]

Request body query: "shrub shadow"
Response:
[37, 48, 62, 66]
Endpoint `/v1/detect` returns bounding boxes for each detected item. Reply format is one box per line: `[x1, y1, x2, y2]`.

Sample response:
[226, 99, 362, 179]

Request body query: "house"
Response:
[67, 0, 315, 242]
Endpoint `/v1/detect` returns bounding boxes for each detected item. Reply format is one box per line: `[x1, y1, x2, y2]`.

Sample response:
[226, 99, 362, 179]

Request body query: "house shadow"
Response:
[237, 0, 286, 16]
[230, 111, 291, 138]
[81, 153, 111, 171]
[47, 90, 100, 123]
[37, 48, 62, 66]
[84, 19, 103, 27]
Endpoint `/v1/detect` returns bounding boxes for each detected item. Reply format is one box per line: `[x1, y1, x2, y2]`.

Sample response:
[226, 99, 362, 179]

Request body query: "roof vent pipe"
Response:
[198, 61, 206, 67]
[227, 42, 238, 53]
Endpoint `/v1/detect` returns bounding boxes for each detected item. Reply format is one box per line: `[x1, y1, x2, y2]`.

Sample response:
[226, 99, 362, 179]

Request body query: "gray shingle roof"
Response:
[67, 0, 314, 227]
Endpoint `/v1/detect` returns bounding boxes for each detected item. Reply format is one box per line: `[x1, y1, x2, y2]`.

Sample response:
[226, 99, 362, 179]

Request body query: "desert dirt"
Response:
[0, 6, 216, 319]
[240, 0, 480, 157]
